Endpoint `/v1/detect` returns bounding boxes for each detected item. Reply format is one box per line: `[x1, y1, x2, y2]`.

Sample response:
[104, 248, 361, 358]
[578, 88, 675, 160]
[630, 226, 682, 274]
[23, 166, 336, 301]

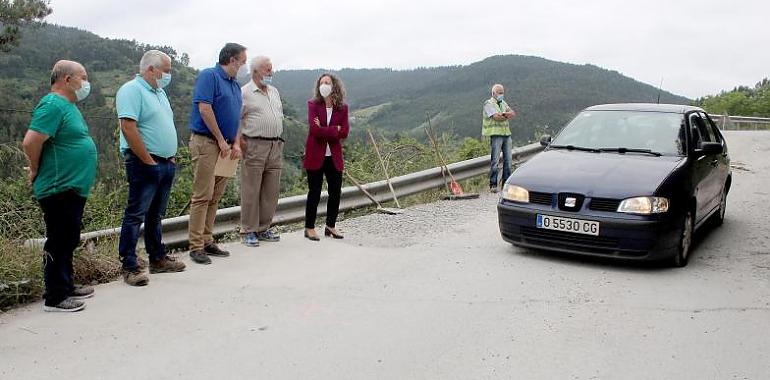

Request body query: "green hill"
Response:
[0, 23, 308, 182]
[274, 55, 691, 142]
[1, 23, 693, 182]
[0, 24, 198, 179]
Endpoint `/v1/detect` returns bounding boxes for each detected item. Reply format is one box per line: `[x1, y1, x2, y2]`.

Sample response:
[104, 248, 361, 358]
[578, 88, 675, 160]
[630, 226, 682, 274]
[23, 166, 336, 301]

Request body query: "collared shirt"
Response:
[28, 93, 97, 199]
[189, 64, 242, 143]
[116, 75, 178, 158]
[240, 80, 284, 138]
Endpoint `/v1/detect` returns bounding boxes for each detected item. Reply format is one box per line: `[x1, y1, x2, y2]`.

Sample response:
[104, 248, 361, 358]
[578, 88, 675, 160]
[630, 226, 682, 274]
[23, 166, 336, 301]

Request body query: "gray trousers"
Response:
[240, 138, 283, 233]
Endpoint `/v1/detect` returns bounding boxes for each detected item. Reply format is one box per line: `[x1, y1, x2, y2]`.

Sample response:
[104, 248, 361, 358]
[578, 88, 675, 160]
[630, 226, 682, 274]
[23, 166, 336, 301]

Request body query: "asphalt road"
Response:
[1, 131, 768, 380]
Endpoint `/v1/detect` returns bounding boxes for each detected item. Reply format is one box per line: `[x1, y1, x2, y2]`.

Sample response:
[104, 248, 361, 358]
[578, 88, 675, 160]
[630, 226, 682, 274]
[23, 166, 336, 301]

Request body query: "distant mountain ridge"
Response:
[273, 55, 691, 142]
[0, 23, 691, 180]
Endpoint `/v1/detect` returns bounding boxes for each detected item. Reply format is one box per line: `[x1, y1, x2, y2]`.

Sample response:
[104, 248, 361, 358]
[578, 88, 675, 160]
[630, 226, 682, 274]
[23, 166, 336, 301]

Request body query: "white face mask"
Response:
[157, 72, 172, 89]
[235, 63, 250, 85]
[75, 80, 91, 102]
[319, 83, 332, 98]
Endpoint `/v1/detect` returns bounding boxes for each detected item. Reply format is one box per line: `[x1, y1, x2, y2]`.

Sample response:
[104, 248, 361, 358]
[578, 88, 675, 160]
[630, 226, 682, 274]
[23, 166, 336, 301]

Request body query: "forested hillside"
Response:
[0, 24, 197, 180]
[1, 24, 695, 183]
[274, 55, 691, 143]
[0, 24, 309, 184]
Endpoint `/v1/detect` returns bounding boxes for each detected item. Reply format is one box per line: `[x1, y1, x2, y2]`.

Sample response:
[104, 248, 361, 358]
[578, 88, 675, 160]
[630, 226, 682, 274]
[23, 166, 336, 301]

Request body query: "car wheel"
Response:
[673, 210, 693, 268]
[712, 186, 727, 227]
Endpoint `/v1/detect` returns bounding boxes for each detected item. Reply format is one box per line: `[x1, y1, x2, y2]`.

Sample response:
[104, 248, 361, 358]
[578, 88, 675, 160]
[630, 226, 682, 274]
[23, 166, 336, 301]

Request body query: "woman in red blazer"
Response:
[303, 73, 350, 240]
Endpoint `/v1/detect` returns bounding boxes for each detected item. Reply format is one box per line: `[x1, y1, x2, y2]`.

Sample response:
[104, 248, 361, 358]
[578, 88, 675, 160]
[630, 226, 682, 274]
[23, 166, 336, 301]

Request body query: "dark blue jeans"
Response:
[39, 190, 86, 306]
[118, 152, 176, 271]
[490, 135, 512, 188]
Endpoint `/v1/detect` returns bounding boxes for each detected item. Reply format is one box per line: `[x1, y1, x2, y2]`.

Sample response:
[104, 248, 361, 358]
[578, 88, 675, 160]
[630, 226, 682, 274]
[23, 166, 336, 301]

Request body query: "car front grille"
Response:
[521, 227, 618, 250]
[589, 198, 622, 212]
[529, 191, 553, 205]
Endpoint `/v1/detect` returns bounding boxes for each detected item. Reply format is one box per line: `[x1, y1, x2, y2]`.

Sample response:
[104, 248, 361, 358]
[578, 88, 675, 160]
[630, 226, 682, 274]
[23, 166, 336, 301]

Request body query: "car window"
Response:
[552, 110, 685, 156]
[701, 112, 723, 144]
[689, 113, 711, 148]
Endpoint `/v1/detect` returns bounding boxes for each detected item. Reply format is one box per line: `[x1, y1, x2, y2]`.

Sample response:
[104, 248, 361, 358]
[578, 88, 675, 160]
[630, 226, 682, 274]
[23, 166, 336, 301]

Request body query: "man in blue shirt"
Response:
[116, 50, 186, 286]
[187, 43, 248, 264]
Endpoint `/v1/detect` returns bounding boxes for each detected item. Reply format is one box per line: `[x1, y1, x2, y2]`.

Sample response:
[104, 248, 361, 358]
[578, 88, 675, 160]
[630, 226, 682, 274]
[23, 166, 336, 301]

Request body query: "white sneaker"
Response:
[42, 298, 86, 312]
[69, 285, 94, 300]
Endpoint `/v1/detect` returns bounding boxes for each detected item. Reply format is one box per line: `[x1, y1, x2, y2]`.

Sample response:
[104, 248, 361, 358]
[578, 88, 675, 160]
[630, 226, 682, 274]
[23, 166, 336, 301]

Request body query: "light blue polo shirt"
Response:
[116, 75, 178, 158]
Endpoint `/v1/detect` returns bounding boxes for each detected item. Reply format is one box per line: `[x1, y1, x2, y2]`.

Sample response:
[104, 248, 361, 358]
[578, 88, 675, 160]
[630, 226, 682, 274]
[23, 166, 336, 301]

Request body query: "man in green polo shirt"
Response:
[482, 83, 517, 192]
[116, 50, 185, 287]
[22, 60, 98, 312]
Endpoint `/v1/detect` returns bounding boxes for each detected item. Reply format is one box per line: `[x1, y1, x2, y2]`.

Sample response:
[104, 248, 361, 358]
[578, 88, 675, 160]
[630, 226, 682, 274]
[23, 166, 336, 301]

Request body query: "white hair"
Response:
[491, 83, 504, 94]
[249, 56, 271, 73]
[139, 50, 171, 73]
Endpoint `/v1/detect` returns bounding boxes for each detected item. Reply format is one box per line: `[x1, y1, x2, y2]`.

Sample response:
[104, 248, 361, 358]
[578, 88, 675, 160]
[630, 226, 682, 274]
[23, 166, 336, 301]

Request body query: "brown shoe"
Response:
[203, 243, 230, 257]
[150, 256, 186, 274]
[123, 270, 149, 287]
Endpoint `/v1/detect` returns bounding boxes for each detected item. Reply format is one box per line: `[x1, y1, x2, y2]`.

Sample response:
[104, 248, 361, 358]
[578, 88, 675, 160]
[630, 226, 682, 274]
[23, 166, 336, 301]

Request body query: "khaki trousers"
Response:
[240, 138, 283, 233]
[188, 134, 229, 251]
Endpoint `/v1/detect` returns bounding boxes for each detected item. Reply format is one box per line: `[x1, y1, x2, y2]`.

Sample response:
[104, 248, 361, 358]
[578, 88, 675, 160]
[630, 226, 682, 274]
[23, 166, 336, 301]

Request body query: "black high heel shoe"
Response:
[324, 226, 344, 239]
[304, 229, 320, 241]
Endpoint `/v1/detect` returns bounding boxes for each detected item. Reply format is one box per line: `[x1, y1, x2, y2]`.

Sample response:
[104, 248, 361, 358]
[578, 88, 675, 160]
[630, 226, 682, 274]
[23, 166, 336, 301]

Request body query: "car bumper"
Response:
[497, 200, 681, 261]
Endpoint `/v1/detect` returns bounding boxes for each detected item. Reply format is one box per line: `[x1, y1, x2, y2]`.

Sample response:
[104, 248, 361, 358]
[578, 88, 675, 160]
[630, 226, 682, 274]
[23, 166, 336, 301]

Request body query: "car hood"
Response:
[509, 150, 685, 198]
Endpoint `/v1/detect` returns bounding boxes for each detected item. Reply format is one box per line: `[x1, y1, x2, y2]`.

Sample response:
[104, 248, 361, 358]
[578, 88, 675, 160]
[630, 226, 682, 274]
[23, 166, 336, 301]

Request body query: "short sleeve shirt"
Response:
[188, 65, 242, 142]
[116, 76, 178, 158]
[28, 93, 98, 199]
[240, 80, 284, 138]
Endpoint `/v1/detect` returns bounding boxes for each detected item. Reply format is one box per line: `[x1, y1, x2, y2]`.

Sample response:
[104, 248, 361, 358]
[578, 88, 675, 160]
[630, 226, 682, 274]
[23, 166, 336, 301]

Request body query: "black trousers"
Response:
[305, 157, 343, 229]
[38, 190, 86, 306]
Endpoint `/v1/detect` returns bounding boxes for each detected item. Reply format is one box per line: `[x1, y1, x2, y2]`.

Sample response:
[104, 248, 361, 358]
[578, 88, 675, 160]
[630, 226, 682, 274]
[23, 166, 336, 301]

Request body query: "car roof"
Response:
[583, 103, 704, 114]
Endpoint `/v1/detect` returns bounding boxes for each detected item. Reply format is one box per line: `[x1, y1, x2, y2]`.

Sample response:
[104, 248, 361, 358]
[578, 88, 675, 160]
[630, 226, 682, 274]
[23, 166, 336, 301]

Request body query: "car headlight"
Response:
[502, 184, 529, 203]
[617, 196, 669, 214]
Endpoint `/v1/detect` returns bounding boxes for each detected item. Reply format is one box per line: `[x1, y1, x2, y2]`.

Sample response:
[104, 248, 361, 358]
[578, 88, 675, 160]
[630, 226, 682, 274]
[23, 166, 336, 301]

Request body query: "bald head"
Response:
[50, 60, 85, 85]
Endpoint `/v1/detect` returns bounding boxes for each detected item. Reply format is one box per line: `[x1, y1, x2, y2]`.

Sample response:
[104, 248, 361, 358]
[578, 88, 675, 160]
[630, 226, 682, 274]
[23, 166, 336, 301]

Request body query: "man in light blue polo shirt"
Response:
[116, 50, 185, 286]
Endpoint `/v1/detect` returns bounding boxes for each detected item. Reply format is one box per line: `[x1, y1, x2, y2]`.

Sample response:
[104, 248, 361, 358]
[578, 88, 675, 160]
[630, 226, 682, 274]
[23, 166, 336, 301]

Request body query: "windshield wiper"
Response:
[598, 147, 663, 156]
[549, 144, 601, 153]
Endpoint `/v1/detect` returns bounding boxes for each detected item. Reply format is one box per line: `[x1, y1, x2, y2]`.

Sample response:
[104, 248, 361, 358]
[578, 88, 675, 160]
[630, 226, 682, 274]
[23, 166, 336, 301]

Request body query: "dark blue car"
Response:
[497, 104, 731, 267]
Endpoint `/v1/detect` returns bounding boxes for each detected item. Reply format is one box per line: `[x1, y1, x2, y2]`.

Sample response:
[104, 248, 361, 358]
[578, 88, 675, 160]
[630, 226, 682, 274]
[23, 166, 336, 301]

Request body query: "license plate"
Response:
[536, 214, 600, 236]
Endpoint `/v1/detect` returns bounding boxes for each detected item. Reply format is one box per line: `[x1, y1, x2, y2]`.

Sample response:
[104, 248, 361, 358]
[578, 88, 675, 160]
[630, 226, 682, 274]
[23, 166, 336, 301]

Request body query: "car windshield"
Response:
[551, 110, 686, 156]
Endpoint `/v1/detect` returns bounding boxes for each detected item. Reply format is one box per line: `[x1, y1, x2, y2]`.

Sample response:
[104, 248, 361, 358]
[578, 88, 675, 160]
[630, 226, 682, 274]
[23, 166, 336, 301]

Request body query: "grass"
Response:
[0, 237, 124, 311]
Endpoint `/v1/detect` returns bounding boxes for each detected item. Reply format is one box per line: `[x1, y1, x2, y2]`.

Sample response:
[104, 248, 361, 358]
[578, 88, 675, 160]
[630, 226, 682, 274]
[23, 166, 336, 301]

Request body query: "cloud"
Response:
[47, 0, 769, 98]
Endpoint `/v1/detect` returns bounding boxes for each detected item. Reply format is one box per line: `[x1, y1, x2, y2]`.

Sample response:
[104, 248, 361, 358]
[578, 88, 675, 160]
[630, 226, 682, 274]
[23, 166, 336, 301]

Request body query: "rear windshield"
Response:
[552, 110, 686, 156]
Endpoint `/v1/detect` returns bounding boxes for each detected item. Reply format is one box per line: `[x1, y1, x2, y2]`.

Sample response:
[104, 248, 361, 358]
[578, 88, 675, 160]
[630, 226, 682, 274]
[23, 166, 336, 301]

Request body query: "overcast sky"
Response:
[47, 0, 767, 99]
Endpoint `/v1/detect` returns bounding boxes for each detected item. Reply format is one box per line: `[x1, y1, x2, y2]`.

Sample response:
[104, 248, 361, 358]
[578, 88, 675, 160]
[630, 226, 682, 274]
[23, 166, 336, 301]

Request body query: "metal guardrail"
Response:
[711, 114, 770, 130]
[26, 143, 545, 249]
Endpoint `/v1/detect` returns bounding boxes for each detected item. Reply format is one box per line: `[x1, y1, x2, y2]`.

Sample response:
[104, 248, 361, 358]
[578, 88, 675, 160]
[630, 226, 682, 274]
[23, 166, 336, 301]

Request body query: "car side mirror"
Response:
[696, 142, 723, 156]
[539, 135, 552, 147]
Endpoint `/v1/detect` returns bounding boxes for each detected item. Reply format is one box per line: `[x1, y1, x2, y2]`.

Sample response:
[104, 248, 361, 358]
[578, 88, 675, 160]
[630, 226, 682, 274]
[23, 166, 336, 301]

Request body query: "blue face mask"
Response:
[157, 72, 172, 89]
[496, 94, 504, 102]
[75, 81, 91, 102]
[260, 76, 273, 86]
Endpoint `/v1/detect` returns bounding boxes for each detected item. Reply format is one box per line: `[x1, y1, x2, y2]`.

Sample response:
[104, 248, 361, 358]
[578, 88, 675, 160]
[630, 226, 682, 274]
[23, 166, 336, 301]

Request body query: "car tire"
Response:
[672, 210, 694, 268]
[711, 186, 727, 227]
